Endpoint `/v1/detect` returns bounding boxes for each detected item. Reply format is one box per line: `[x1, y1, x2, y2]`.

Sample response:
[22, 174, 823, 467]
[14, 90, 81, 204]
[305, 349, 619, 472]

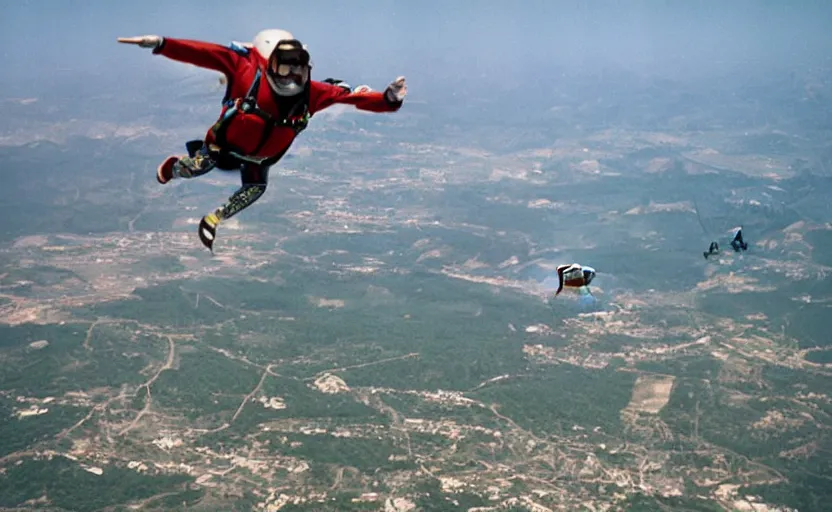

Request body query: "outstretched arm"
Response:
[310, 77, 406, 114]
[118, 35, 241, 76]
[154, 38, 242, 76]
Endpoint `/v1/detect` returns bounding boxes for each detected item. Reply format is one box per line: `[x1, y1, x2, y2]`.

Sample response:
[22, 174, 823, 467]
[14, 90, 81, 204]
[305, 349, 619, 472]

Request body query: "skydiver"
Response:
[730, 227, 749, 252]
[555, 263, 596, 296]
[704, 241, 719, 259]
[118, 30, 407, 251]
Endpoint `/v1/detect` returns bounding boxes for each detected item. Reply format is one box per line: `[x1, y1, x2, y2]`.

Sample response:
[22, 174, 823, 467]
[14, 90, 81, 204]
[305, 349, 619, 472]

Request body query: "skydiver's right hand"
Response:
[117, 35, 163, 50]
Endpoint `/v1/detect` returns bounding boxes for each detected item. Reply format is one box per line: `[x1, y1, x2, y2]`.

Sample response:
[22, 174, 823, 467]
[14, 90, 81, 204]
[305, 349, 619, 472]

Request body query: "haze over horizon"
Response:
[2, 0, 830, 99]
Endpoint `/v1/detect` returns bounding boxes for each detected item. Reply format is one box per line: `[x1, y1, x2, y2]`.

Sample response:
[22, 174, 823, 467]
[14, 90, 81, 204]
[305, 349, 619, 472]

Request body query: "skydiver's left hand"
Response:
[385, 76, 407, 103]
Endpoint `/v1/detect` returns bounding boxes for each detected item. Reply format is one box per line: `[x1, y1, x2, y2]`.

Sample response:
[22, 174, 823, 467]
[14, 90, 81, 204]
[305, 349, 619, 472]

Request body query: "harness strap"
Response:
[210, 68, 312, 160]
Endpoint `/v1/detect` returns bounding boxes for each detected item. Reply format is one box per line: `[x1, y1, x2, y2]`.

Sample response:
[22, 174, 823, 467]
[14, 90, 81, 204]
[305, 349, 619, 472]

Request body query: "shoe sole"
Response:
[157, 156, 179, 184]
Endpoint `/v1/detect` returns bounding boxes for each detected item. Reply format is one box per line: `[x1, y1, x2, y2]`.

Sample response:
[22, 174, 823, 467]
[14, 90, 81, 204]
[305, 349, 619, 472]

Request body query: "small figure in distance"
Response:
[555, 263, 596, 297]
[730, 227, 749, 252]
[704, 241, 719, 259]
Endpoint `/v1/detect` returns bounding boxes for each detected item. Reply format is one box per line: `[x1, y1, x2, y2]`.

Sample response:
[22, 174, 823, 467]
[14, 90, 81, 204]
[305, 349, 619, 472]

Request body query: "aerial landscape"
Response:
[2, 2, 832, 511]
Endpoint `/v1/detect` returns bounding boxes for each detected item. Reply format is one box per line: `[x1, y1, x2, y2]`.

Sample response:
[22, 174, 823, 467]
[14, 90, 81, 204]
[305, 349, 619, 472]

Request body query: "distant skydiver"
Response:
[730, 227, 749, 252]
[555, 263, 596, 296]
[703, 241, 719, 259]
[118, 30, 407, 251]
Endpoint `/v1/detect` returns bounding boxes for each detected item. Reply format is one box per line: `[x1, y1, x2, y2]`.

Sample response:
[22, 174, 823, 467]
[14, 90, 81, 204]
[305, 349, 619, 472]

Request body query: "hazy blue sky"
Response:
[1, 0, 830, 99]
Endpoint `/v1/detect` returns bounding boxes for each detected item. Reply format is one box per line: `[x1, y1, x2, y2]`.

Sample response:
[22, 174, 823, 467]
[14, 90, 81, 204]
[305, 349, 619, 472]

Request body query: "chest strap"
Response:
[210, 68, 311, 159]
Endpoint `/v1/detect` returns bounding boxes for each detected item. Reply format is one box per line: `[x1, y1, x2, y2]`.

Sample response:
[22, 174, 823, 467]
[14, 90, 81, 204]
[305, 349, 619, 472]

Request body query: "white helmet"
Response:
[253, 29, 294, 61]
[252, 29, 311, 97]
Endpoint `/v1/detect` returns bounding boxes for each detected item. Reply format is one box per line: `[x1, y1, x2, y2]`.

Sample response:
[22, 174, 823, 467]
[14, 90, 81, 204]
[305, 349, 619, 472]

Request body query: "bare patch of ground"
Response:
[12, 235, 50, 249]
[309, 297, 346, 309]
[624, 201, 694, 215]
[313, 374, 350, 394]
[622, 374, 676, 415]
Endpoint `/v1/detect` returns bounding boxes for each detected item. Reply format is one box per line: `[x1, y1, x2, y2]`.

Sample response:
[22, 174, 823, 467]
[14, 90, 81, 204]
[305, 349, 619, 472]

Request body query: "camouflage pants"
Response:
[176, 143, 270, 221]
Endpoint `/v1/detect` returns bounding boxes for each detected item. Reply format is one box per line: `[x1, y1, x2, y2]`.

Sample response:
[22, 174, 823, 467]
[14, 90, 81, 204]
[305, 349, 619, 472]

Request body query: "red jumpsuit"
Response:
[155, 38, 401, 160]
[153, 38, 402, 220]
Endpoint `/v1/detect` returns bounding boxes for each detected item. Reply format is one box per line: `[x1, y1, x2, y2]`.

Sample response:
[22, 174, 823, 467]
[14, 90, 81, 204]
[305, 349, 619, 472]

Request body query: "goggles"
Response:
[269, 42, 310, 85]
[269, 40, 310, 69]
[274, 62, 309, 78]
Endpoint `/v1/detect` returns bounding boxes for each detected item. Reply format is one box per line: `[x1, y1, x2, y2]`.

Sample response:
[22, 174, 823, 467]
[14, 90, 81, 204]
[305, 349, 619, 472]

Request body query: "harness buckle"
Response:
[241, 99, 255, 113]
